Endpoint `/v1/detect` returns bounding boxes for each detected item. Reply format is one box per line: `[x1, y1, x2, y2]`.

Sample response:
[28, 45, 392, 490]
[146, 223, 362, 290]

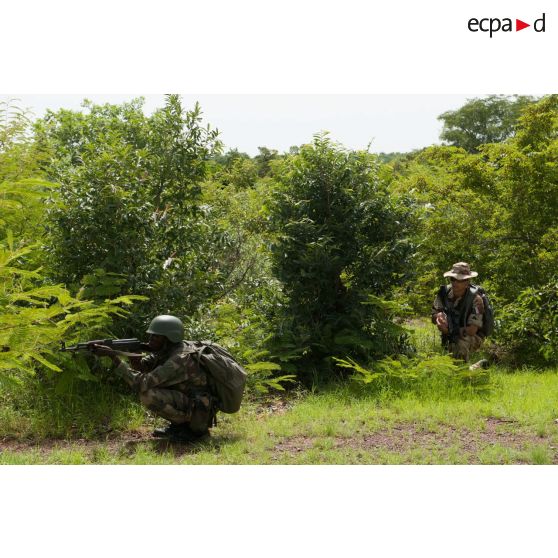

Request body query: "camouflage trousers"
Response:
[445, 334, 484, 362]
[139, 389, 214, 434]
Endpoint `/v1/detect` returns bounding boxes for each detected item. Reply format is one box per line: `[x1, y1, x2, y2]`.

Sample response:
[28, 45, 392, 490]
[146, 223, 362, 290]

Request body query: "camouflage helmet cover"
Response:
[146, 315, 184, 343]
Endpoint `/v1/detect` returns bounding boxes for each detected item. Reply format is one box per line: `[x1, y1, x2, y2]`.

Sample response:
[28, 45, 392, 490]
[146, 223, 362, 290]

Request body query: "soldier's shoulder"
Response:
[168, 343, 198, 362]
[472, 292, 485, 313]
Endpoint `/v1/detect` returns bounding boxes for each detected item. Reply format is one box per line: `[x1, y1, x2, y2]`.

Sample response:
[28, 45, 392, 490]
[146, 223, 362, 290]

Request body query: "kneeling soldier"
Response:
[92, 315, 216, 442]
[431, 262, 488, 370]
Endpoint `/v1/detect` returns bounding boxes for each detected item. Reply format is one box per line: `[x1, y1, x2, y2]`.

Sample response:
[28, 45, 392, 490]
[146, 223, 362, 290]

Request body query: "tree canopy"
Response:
[438, 95, 535, 153]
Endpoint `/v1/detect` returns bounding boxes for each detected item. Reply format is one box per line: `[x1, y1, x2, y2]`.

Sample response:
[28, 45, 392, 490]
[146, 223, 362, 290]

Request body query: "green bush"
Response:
[494, 278, 558, 366]
[268, 134, 415, 383]
[335, 354, 490, 399]
[36, 95, 232, 334]
[390, 95, 558, 366]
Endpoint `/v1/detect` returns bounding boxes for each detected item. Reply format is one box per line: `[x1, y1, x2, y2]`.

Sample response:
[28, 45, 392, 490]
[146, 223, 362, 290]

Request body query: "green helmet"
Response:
[146, 315, 184, 343]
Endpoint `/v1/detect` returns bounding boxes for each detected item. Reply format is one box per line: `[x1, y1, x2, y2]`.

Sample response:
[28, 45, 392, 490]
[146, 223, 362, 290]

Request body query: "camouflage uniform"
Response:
[431, 286, 485, 362]
[114, 341, 214, 434]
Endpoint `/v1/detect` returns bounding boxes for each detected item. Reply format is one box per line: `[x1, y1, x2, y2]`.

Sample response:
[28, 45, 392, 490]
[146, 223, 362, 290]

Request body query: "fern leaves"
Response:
[0, 242, 146, 383]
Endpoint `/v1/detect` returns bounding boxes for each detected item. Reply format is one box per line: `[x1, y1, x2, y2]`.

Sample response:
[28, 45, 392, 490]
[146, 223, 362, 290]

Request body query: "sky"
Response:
[1, 94, 475, 155]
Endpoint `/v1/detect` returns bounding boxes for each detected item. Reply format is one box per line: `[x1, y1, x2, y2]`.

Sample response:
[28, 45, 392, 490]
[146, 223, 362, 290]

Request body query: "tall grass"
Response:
[0, 374, 147, 439]
[333, 318, 491, 402]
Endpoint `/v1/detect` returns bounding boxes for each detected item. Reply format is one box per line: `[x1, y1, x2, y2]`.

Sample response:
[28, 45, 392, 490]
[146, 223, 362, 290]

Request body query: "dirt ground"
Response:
[1, 417, 556, 463]
[271, 417, 558, 464]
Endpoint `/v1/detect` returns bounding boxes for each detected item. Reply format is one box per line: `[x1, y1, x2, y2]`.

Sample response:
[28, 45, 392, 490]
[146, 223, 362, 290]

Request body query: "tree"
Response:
[438, 95, 535, 153]
[269, 134, 414, 382]
[254, 146, 279, 177]
[212, 148, 250, 168]
[388, 145, 495, 314]
[35, 95, 230, 334]
[480, 94, 558, 299]
[0, 101, 143, 392]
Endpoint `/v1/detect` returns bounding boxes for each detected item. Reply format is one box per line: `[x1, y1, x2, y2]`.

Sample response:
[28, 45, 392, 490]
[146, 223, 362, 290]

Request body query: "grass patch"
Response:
[0, 375, 149, 440]
[4, 366, 558, 464]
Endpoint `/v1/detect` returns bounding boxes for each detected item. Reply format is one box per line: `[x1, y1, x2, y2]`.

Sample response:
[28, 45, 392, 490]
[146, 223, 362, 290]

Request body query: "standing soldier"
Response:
[91, 315, 217, 442]
[431, 262, 489, 370]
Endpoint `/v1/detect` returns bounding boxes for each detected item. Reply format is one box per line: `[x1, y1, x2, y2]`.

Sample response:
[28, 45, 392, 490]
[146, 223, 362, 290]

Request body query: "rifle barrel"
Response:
[60, 338, 150, 353]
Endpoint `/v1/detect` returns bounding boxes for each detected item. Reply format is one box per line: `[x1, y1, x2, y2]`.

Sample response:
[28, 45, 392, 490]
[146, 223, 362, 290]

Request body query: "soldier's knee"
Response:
[461, 334, 483, 351]
[189, 396, 213, 433]
[139, 389, 157, 408]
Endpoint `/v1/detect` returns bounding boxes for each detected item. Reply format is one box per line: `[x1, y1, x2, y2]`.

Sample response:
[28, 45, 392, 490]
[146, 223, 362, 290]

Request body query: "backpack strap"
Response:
[181, 341, 210, 379]
[438, 284, 449, 311]
[462, 285, 478, 327]
[436, 285, 455, 342]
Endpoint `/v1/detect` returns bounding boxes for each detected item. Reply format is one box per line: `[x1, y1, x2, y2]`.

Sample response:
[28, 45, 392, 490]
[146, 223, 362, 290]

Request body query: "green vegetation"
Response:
[268, 134, 414, 382]
[438, 95, 534, 153]
[395, 95, 558, 366]
[2, 365, 558, 464]
[1, 94, 558, 464]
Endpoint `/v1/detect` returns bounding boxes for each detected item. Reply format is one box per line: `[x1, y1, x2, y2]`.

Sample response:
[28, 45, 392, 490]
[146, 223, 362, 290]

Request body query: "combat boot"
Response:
[153, 423, 209, 442]
[169, 424, 210, 443]
[152, 423, 185, 438]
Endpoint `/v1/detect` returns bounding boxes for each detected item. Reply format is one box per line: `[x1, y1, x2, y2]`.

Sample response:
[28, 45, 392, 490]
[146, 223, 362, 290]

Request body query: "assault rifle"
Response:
[60, 338, 152, 357]
[442, 311, 462, 343]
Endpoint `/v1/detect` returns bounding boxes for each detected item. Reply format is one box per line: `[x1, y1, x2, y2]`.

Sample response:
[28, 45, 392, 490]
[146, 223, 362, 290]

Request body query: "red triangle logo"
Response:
[516, 19, 530, 31]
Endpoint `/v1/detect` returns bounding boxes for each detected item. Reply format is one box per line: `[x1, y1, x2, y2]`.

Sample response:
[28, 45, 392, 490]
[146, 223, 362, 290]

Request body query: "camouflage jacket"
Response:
[114, 341, 208, 396]
[431, 286, 484, 330]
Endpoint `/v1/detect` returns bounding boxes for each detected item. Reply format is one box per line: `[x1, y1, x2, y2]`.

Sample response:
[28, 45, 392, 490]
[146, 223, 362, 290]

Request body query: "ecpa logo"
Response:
[468, 13, 546, 37]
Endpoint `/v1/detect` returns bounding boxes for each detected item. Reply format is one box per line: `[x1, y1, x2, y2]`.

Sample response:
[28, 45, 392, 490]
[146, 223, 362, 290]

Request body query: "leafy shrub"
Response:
[200, 296, 296, 395]
[390, 95, 558, 367]
[268, 134, 415, 383]
[0, 101, 54, 248]
[0, 242, 145, 391]
[494, 278, 558, 366]
[36, 95, 233, 335]
[335, 354, 490, 399]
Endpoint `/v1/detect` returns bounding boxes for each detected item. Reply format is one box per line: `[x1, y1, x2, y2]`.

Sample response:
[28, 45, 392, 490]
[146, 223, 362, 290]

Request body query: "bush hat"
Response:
[443, 262, 478, 280]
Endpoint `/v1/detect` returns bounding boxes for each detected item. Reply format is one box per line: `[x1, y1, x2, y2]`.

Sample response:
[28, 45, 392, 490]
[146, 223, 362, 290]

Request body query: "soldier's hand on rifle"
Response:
[435, 312, 449, 334]
[90, 343, 122, 367]
[89, 343, 116, 357]
[129, 356, 143, 371]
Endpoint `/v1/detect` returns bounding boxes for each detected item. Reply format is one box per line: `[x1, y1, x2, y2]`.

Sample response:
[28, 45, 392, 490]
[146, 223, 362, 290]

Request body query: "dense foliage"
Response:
[268, 135, 414, 382]
[35, 95, 233, 333]
[0, 101, 144, 395]
[393, 94, 558, 365]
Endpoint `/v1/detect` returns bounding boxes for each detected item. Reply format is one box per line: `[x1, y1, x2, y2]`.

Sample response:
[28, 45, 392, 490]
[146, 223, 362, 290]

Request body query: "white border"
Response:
[1, 1, 557, 555]
[2, 466, 558, 557]
[1, 1, 556, 92]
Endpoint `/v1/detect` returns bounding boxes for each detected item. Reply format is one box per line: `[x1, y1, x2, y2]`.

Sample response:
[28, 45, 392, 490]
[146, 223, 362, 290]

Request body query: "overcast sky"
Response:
[1, 94, 475, 155]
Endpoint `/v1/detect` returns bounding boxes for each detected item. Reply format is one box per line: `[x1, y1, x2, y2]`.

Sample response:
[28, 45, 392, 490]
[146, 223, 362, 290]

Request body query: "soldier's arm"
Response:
[431, 293, 445, 323]
[114, 354, 189, 394]
[91, 344, 154, 373]
[132, 353, 157, 373]
[432, 293, 449, 333]
[465, 294, 484, 335]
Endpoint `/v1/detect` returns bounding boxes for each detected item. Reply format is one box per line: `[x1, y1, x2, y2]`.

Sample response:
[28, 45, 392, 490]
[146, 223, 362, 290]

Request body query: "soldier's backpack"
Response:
[186, 341, 247, 413]
[470, 284, 494, 337]
[438, 283, 495, 338]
